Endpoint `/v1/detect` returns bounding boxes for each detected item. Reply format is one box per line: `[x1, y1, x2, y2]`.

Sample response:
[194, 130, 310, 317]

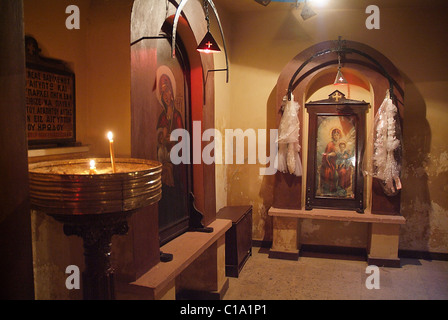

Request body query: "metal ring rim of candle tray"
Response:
[28, 158, 162, 215]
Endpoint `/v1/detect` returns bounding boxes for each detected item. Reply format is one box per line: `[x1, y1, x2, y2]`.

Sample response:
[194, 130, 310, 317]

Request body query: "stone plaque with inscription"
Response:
[25, 36, 76, 146]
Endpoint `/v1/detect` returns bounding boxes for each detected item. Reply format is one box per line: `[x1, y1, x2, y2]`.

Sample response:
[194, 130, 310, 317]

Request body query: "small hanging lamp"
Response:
[197, 1, 221, 53]
[197, 31, 221, 53]
[334, 53, 348, 85]
[254, 0, 271, 6]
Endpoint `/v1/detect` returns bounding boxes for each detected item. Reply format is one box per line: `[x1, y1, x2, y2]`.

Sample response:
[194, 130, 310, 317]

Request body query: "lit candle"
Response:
[89, 159, 97, 175]
[107, 131, 116, 173]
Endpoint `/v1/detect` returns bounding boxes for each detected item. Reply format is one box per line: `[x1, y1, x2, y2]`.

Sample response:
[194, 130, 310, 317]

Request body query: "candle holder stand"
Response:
[29, 158, 162, 300]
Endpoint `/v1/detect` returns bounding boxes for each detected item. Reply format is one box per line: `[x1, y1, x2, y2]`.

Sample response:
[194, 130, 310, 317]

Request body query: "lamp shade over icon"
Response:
[197, 31, 221, 53]
[334, 52, 348, 85]
[254, 0, 271, 6]
[334, 68, 348, 85]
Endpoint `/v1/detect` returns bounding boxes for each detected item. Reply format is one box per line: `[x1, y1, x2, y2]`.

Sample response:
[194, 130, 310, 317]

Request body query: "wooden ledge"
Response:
[124, 218, 232, 299]
[28, 145, 89, 158]
[268, 207, 406, 225]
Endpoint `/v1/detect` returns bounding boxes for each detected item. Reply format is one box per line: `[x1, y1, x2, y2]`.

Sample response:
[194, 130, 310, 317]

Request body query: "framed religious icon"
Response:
[155, 23, 192, 246]
[305, 90, 369, 213]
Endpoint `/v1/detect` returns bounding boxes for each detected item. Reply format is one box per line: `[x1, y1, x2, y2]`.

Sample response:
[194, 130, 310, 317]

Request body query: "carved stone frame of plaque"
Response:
[305, 90, 369, 213]
[25, 36, 76, 147]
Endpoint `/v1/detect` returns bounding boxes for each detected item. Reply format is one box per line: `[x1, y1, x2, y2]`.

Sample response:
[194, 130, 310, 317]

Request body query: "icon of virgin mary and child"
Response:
[320, 127, 354, 197]
[156, 66, 184, 187]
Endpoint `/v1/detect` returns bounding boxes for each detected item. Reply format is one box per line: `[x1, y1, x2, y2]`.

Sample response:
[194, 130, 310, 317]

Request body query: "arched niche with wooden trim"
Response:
[274, 39, 404, 216]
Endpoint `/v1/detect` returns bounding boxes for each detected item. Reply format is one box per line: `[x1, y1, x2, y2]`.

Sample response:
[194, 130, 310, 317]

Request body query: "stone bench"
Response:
[116, 218, 232, 300]
[268, 207, 406, 267]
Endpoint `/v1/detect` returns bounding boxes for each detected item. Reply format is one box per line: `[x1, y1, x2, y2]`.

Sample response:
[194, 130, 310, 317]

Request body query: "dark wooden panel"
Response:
[371, 178, 401, 215]
[217, 206, 252, 278]
[273, 172, 301, 209]
[0, 0, 35, 299]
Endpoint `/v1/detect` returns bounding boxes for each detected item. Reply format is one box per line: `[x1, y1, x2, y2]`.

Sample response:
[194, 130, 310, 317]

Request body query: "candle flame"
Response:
[90, 160, 96, 169]
[107, 131, 113, 141]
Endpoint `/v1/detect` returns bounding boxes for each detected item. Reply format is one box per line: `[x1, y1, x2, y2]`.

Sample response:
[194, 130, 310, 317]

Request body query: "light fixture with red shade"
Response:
[334, 53, 348, 85]
[197, 31, 221, 53]
[197, 1, 221, 54]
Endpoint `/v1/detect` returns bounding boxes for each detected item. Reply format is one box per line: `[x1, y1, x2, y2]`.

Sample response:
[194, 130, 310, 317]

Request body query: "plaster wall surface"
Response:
[213, 0, 448, 253]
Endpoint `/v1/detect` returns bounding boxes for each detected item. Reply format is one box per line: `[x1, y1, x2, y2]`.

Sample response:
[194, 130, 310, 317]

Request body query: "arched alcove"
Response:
[303, 67, 374, 211]
[305, 67, 371, 102]
[274, 39, 404, 215]
[269, 40, 406, 264]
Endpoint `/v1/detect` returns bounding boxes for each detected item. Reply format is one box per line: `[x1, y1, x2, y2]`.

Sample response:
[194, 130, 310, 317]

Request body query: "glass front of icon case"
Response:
[305, 91, 368, 213]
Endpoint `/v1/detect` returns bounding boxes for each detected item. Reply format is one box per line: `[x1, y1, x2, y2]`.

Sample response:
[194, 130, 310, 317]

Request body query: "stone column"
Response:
[368, 223, 401, 267]
[269, 216, 300, 260]
[176, 235, 229, 299]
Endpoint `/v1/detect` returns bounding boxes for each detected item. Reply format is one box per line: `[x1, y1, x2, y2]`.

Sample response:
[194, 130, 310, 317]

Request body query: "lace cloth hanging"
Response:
[364, 90, 403, 196]
[275, 94, 302, 176]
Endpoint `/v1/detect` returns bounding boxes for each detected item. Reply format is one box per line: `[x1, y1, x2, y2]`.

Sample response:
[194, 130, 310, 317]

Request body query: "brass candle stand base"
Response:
[29, 158, 162, 300]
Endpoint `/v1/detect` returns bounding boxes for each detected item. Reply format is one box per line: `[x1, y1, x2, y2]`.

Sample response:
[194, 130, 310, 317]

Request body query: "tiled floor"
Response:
[223, 248, 448, 300]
